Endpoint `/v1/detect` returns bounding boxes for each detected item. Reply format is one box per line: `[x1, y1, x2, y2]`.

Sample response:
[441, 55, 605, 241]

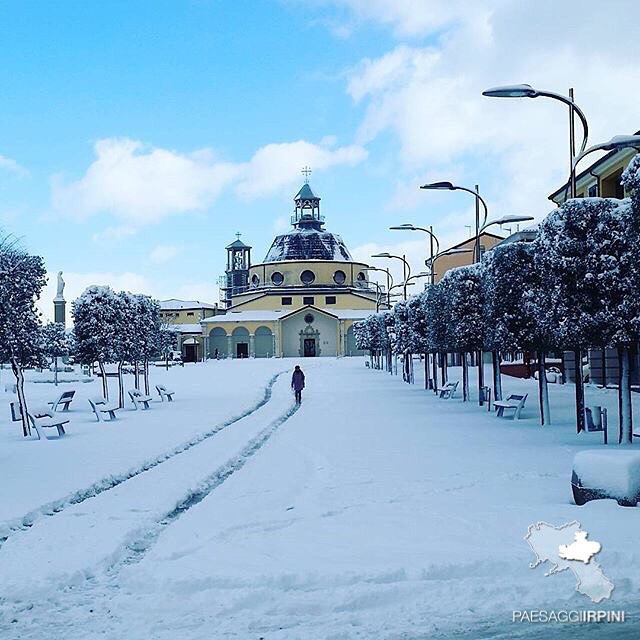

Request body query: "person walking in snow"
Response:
[291, 365, 305, 404]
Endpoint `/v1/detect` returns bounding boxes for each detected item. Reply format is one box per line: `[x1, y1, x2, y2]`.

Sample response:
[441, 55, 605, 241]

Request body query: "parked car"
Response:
[533, 366, 563, 384]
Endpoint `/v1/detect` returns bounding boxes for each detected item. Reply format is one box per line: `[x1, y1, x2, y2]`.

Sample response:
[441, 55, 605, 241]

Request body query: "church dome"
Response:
[264, 228, 353, 262]
[263, 180, 354, 263]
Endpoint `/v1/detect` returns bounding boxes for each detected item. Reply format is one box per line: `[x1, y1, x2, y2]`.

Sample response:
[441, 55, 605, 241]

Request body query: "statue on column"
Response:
[56, 271, 65, 300]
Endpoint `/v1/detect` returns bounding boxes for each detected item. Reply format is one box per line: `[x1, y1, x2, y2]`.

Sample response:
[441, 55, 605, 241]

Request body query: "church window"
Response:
[271, 271, 284, 285]
[325, 296, 336, 304]
[304, 313, 314, 324]
[333, 270, 346, 285]
[187, 312, 194, 317]
[356, 272, 366, 282]
[281, 297, 292, 305]
[251, 274, 260, 286]
[300, 269, 315, 285]
[303, 296, 314, 305]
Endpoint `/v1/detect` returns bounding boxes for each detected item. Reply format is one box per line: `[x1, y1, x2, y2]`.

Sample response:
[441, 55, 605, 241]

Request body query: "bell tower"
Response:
[222, 233, 251, 307]
[291, 167, 325, 231]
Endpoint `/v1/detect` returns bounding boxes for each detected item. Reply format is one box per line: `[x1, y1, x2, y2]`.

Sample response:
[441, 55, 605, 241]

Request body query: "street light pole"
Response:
[371, 253, 412, 301]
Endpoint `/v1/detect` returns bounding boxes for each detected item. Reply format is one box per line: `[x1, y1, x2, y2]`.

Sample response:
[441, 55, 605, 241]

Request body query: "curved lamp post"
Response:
[363, 266, 393, 308]
[371, 253, 412, 300]
[482, 84, 589, 199]
[571, 135, 640, 181]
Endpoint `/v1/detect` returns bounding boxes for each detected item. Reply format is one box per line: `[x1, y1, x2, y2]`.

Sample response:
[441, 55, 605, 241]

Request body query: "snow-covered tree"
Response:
[41, 322, 71, 386]
[156, 323, 179, 370]
[423, 282, 448, 386]
[439, 265, 484, 401]
[535, 190, 640, 437]
[72, 286, 122, 400]
[0, 240, 47, 436]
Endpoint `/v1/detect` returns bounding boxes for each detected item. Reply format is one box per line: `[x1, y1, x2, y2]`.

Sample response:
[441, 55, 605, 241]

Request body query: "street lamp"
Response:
[371, 253, 412, 300]
[363, 266, 393, 308]
[420, 182, 489, 262]
[390, 224, 440, 284]
[572, 135, 640, 179]
[482, 83, 589, 199]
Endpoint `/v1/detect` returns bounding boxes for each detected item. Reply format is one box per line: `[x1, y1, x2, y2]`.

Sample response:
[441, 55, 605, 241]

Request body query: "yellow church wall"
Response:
[248, 260, 370, 289]
[202, 320, 277, 336]
[228, 291, 377, 312]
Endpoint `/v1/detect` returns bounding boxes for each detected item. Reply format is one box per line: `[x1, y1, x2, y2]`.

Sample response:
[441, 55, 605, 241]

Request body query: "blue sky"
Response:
[0, 0, 637, 316]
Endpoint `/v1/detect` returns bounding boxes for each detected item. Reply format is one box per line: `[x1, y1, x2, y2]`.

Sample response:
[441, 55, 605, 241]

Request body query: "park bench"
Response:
[128, 389, 153, 410]
[28, 410, 69, 439]
[438, 381, 459, 399]
[88, 397, 120, 422]
[494, 393, 528, 420]
[48, 390, 76, 412]
[155, 384, 175, 402]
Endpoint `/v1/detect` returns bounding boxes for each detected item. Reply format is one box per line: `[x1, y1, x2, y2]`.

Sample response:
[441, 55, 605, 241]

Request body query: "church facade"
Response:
[200, 180, 381, 358]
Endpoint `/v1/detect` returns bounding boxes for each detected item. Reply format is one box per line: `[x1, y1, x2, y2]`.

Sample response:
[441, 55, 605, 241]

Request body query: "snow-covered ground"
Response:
[0, 357, 639, 639]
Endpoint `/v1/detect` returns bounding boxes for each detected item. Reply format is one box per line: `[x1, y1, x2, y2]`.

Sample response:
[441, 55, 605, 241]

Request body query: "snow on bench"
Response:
[494, 393, 528, 420]
[438, 381, 458, 399]
[28, 410, 69, 439]
[156, 384, 175, 402]
[128, 389, 153, 410]
[88, 397, 120, 422]
[48, 390, 76, 412]
[572, 450, 640, 506]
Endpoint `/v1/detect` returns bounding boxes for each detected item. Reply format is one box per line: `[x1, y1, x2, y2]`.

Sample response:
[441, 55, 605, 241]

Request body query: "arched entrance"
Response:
[254, 326, 273, 358]
[299, 324, 320, 357]
[232, 326, 250, 359]
[182, 337, 199, 363]
[209, 327, 228, 359]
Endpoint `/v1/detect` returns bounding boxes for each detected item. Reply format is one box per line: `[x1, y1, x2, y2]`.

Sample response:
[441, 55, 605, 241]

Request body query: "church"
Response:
[200, 177, 381, 358]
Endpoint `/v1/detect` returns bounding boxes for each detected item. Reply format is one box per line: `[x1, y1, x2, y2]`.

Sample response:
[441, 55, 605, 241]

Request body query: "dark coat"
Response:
[291, 369, 305, 391]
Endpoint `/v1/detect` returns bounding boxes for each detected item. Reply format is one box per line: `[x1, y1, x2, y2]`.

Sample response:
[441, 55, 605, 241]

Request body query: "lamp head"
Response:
[371, 252, 391, 258]
[420, 181, 455, 190]
[490, 214, 535, 226]
[389, 224, 416, 230]
[482, 83, 537, 98]
[599, 134, 640, 151]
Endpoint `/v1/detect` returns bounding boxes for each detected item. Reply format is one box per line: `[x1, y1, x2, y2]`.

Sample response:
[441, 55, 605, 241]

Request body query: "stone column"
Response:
[249, 334, 255, 358]
[227, 335, 233, 358]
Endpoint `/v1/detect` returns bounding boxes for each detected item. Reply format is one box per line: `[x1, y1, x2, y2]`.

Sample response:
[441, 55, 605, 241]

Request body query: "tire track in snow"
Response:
[0, 370, 288, 551]
[108, 400, 301, 572]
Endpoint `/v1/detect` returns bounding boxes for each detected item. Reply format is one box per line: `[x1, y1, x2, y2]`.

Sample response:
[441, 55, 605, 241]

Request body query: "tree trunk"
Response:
[441, 352, 447, 385]
[477, 350, 485, 406]
[461, 352, 469, 402]
[431, 352, 438, 393]
[144, 359, 150, 395]
[54, 356, 59, 387]
[98, 360, 109, 400]
[424, 355, 428, 389]
[134, 361, 140, 390]
[538, 351, 551, 426]
[618, 345, 633, 444]
[492, 351, 503, 401]
[117, 361, 125, 409]
[11, 360, 30, 437]
[574, 349, 585, 433]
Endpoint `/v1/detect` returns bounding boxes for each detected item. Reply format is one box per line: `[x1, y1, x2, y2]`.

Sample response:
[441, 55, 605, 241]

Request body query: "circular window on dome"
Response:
[333, 270, 346, 285]
[271, 271, 284, 286]
[356, 272, 366, 282]
[251, 274, 260, 287]
[300, 270, 315, 285]
[304, 313, 314, 324]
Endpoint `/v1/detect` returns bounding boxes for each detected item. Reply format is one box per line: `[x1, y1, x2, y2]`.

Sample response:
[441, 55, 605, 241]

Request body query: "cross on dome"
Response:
[301, 166, 312, 183]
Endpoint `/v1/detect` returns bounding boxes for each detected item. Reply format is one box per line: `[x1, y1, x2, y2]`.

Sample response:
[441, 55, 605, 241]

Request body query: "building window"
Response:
[325, 296, 336, 304]
[303, 296, 314, 305]
[271, 271, 284, 285]
[251, 274, 260, 287]
[187, 312, 194, 317]
[281, 297, 292, 305]
[356, 272, 366, 282]
[588, 183, 599, 197]
[300, 269, 315, 285]
[333, 270, 346, 285]
[304, 313, 314, 324]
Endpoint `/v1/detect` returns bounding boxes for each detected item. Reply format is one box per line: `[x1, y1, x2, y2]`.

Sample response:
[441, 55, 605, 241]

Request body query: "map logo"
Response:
[525, 521, 614, 603]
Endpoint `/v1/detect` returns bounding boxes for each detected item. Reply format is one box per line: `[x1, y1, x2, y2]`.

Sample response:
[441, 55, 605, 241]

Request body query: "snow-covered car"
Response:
[533, 366, 563, 384]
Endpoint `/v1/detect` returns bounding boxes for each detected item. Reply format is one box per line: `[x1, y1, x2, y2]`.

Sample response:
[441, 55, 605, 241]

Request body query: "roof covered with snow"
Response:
[263, 228, 353, 263]
[167, 323, 203, 334]
[160, 299, 217, 311]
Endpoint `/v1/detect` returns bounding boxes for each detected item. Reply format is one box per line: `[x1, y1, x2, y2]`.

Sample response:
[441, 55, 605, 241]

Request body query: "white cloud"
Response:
[341, 1, 640, 221]
[52, 137, 366, 228]
[174, 282, 220, 306]
[233, 140, 367, 199]
[149, 244, 182, 264]
[0, 154, 28, 177]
